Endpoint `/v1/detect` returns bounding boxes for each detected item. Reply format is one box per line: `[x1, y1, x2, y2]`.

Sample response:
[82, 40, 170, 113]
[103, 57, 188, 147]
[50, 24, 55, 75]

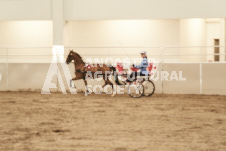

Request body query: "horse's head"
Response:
[66, 50, 84, 64]
[66, 50, 74, 64]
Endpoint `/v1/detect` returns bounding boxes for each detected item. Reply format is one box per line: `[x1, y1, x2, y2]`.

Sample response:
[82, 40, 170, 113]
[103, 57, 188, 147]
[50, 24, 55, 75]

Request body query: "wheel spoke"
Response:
[128, 82, 144, 98]
[143, 80, 155, 97]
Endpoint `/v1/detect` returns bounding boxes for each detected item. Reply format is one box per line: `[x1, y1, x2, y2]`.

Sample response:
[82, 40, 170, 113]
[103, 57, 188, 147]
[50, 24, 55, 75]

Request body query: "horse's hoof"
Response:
[85, 91, 90, 96]
[70, 79, 73, 87]
[111, 94, 115, 97]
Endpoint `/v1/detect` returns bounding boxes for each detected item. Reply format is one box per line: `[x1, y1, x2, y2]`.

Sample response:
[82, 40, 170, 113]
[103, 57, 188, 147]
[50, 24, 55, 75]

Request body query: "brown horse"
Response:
[65, 50, 119, 95]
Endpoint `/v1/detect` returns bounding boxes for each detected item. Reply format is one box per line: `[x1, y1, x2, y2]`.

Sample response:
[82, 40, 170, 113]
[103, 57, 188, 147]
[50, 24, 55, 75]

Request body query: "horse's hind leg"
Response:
[101, 75, 113, 95]
[103, 75, 112, 87]
[103, 79, 112, 94]
[83, 79, 89, 96]
[107, 74, 118, 97]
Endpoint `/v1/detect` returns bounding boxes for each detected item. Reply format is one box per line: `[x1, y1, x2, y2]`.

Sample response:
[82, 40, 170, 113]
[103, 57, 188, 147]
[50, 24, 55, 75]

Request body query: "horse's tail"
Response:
[110, 66, 121, 85]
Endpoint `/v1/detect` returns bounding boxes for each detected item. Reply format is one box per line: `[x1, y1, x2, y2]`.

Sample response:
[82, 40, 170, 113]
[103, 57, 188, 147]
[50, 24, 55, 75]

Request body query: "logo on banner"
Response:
[41, 46, 77, 94]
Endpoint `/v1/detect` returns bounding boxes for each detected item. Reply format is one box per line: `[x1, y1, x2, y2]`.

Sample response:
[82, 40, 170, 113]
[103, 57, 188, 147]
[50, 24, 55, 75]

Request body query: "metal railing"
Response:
[0, 46, 225, 63]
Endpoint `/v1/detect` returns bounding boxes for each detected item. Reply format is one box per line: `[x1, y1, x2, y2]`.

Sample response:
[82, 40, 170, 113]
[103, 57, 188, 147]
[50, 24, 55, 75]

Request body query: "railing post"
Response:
[6, 48, 9, 91]
[199, 47, 202, 95]
[161, 46, 165, 94]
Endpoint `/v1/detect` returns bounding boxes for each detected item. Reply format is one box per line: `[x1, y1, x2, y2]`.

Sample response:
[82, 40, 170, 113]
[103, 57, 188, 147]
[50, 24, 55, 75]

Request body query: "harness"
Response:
[75, 64, 92, 73]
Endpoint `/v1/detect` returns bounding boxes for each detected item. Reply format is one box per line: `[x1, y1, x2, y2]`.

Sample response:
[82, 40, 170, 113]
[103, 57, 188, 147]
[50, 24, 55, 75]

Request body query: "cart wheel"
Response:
[128, 82, 144, 98]
[142, 80, 155, 97]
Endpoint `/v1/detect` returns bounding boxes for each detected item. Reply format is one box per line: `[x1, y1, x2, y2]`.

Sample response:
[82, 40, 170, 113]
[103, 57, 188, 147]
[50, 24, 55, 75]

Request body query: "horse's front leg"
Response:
[69, 77, 75, 88]
[70, 76, 81, 88]
[70, 72, 84, 88]
[83, 79, 89, 96]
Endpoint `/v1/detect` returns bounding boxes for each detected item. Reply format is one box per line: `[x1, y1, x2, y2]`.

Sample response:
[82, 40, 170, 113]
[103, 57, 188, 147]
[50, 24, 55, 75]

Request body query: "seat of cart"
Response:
[116, 62, 155, 77]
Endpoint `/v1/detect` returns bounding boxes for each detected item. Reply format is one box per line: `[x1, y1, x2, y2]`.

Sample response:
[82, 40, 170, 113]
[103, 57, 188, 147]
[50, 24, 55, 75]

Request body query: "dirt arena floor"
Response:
[0, 92, 226, 151]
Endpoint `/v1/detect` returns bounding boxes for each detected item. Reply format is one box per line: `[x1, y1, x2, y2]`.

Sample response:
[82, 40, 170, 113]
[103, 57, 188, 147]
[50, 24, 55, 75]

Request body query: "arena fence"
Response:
[0, 46, 225, 95]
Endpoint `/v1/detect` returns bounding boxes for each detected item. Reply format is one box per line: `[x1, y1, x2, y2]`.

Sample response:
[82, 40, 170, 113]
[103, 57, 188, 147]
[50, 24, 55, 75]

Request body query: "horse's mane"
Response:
[73, 52, 84, 62]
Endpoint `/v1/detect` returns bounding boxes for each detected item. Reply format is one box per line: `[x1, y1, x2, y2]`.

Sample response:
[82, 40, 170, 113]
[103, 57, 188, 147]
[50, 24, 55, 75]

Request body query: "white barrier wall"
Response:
[1, 63, 225, 95]
[162, 63, 200, 94]
[7, 63, 57, 92]
[202, 63, 226, 95]
[0, 63, 7, 91]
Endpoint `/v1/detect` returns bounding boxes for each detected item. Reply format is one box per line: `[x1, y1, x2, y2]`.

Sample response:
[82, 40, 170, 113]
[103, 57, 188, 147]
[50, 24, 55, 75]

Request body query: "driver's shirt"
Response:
[134, 57, 149, 75]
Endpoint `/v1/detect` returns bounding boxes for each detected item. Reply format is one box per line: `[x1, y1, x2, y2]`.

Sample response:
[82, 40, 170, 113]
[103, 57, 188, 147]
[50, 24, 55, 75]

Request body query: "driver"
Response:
[126, 51, 149, 82]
